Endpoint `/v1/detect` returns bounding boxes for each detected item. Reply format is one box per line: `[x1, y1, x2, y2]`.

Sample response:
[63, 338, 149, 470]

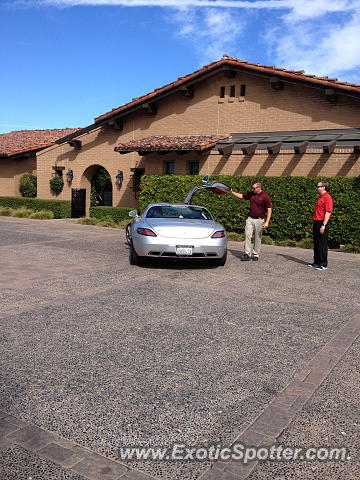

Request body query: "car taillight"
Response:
[137, 228, 157, 237]
[211, 230, 226, 238]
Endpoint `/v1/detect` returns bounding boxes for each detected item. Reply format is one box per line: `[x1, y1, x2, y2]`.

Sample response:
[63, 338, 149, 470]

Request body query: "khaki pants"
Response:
[244, 217, 264, 257]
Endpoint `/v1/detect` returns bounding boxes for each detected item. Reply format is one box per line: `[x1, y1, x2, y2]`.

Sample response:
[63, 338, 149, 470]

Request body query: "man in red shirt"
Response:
[308, 180, 333, 270]
[231, 182, 272, 261]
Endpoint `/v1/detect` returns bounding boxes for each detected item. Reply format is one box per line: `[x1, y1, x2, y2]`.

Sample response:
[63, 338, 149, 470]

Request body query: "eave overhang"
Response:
[115, 135, 230, 155]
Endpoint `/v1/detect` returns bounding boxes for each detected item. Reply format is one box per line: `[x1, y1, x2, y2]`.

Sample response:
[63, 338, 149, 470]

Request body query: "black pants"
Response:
[313, 220, 330, 267]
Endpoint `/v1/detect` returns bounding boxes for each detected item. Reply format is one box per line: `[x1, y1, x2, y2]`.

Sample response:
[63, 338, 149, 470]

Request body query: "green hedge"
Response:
[0, 197, 71, 218]
[139, 175, 360, 246]
[90, 206, 133, 222]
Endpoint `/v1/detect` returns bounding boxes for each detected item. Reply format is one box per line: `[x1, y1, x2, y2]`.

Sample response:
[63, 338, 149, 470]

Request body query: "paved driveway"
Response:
[0, 217, 359, 480]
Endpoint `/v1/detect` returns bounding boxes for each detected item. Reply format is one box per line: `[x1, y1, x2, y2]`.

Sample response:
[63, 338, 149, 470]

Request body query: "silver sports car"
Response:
[126, 203, 228, 266]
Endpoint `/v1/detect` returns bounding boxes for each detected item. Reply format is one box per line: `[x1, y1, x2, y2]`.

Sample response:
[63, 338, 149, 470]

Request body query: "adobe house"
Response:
[0, 129, 78, 197]
[35, 55, 360, 215]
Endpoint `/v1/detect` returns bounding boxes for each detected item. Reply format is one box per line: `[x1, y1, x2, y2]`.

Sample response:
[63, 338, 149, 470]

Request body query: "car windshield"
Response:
[146, 206, 212, 220]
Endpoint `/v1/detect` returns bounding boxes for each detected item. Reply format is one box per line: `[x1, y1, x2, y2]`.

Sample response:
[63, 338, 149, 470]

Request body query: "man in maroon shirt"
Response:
[308, 180, 333, 270]
[231, 182, 272, 261]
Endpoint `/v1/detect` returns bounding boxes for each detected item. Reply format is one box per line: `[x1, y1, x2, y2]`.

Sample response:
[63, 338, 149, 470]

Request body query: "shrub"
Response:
[227, 232, 244, 242]
[139, 175, 360, 246]
[50, 176, 64, 194]
[96, 218, 120, 228]
[261, 235, 274, 245]
[12, 208, 33, 218]
[0, 197, 71, 218]
[0, 206, 13, 216]
[90, 206, 132, 223]
[297, 237, 313, 249]
[77, 217, 99, 225]
[275, 239, 297, 247]
[19, 173, 37, 198]
[77, 216, 121, 228]
[29, 210, 54, 219]
[340, 244, 360, 254]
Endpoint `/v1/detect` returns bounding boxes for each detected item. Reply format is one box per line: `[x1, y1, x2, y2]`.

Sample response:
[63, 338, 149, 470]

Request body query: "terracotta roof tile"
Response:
[115, 134, 229, 152]
[95, 56, 360, 124]
[0, 128, 80, 156]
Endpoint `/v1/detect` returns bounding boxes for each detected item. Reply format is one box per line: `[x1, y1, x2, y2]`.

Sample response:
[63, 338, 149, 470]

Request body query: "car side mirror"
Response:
[129, 210, 138, 217]
[202, 175, 210, 184]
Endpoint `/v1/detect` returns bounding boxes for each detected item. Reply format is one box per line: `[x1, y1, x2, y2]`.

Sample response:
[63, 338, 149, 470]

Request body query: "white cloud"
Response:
[169, 7, 247, 64]
[10, 0, 360, 80]
[266, 1, 360, 80]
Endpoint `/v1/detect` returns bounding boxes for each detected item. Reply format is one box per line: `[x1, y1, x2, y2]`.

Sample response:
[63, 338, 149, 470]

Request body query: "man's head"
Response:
[316, 181, 329, 194]
[252, 182, 262, 194]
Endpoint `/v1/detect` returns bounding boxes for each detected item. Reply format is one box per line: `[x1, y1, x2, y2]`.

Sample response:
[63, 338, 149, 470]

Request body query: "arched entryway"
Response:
[90, 166, 113, 207]
[79, 164, 113, 217]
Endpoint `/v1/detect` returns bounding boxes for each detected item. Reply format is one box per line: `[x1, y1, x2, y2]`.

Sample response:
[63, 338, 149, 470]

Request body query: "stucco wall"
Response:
[0, 155, 37, 197]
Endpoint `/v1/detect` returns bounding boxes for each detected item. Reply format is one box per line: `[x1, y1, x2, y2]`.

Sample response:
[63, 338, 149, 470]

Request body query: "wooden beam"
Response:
[294, 141, 309, 155]
[323, 140, 336, 154]
[270, 76, 284, 90]
[353, 145, 360, 154]
[68, 139, 82, 149]
[52, 165, 65, 171]
[218, 143, 235, 155]
[142, 103, 157, 115]
[108, 118, 124, 130]
[325, 89, 337, 103]
[267, 142, 282, 154]
[241, 143, 257, 155]
[179, 85, 194, 98]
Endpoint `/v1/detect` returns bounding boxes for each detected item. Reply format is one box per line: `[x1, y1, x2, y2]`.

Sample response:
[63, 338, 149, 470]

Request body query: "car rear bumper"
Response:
[132, 236, 227, 258]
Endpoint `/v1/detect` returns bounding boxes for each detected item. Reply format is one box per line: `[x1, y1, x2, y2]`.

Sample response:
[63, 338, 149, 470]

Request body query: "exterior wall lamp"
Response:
[66, 169, 74, 184]
[115, 170, 124, 186]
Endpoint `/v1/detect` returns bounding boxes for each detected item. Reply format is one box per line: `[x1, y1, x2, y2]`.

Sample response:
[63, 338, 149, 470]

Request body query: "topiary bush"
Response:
[139, 175, 360, 246]
[90, 206, 132, 223]
[19, 173, 37, 198]
[0, 197, 71, 218]
[50, 176, 64, 194]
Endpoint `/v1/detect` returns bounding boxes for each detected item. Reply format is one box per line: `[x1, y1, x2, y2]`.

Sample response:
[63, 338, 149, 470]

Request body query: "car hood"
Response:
[146, 219, 217, 239]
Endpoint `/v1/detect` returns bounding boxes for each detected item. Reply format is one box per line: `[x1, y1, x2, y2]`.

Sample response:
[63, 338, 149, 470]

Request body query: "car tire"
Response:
[125, 223, 132, 245]
[215, 250, 227, 266]
[129, 243, 143, 266]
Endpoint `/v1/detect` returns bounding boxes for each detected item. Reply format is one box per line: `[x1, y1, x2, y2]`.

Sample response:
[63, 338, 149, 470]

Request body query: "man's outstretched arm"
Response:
[230, 189, 244, 199]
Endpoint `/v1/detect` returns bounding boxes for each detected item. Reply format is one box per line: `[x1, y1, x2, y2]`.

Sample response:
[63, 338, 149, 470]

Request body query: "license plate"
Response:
[176, 246, 193, 256]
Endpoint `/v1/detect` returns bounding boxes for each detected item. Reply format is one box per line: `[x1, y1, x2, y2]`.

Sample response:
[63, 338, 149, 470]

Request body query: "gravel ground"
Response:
[0, 216, 359, 480]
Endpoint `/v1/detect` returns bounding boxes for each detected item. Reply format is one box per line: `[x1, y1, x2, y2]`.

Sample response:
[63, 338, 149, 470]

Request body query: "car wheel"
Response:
[215, 250, 227, 266]
[125, 223, 132, 245]
[129, 243, 143, 266]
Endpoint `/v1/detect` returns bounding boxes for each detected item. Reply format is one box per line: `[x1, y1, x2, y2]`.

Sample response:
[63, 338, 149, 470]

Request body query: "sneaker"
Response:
[252, 256, 259, 261]
[241, 254, 251, 261]
[315, 265, 328, 270]
[307, 263, 318, 268]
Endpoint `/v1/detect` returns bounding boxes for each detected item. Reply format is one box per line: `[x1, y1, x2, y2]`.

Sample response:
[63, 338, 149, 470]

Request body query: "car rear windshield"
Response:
[146, 206, 212, 220]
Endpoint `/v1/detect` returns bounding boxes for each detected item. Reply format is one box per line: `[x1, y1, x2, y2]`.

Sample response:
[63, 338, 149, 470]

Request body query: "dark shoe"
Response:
[307, 263, 318, 268]
[315, 265, 328, 270]
[252, 256, 259, 261]
[241, 254, 251, 261]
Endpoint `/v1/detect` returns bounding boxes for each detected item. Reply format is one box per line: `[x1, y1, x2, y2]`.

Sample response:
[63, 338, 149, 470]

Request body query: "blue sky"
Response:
[1, 0, 359, 134]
